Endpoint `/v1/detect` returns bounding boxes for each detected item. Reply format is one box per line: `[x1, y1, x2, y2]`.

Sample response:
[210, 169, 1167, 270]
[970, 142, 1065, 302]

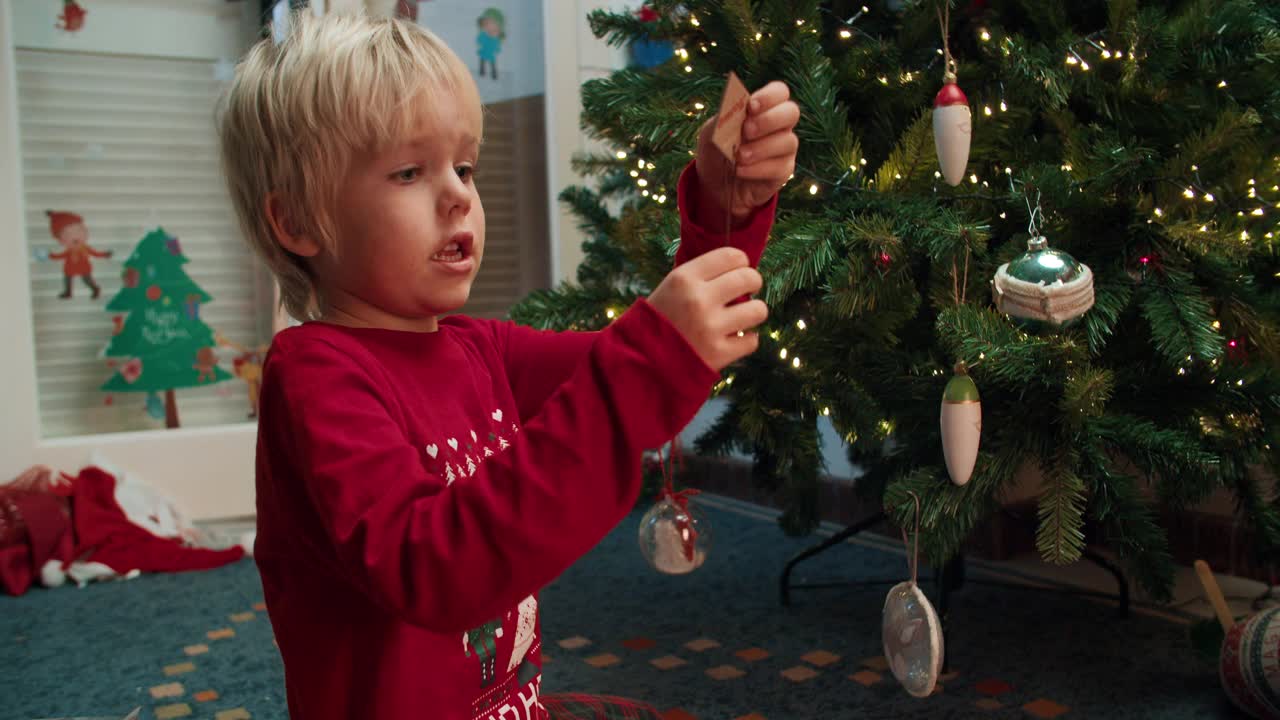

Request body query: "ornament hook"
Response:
[1024, 188, 1043, 239]
[899, 490, 923, 585]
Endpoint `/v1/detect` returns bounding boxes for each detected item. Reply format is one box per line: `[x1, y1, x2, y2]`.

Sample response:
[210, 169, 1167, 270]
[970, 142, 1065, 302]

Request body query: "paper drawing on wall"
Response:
[630, 3, 674, 69]
[56, 0, 87, 32]
[45, 210, 112, 300]
[217, 333, 269, 419]
[476, 8, 505, 80]
[100, 228, 232, 429]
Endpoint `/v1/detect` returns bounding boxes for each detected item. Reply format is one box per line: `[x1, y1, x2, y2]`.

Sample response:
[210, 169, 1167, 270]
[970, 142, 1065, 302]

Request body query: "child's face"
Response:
[59, 222, 88, 248]
[481, 17, 499, 37]
[313, 89, 485, 332]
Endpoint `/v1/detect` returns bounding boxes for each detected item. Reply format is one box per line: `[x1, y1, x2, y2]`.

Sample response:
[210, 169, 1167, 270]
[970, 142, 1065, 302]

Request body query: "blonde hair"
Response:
[217, 11, 480, 321]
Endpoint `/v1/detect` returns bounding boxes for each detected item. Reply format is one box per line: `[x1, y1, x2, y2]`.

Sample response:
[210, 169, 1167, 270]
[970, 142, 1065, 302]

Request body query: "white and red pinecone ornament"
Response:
[933, 75, 972, 186]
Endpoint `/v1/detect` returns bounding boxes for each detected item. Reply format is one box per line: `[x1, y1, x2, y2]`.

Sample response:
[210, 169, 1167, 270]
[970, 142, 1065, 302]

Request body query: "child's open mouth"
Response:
[432, 232, 474, 269]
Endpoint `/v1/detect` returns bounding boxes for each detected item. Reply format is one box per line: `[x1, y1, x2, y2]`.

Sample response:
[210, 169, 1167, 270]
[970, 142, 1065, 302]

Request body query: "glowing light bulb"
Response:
[983, 105, 993, 116]
[615, 150, 627, 160]
[839, 29, 851, 39]
[809, 183, 819, 195]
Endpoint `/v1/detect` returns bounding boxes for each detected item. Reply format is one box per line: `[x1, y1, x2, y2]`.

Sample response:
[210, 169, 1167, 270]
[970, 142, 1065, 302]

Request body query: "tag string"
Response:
[724, 160, 738, 244]
[899, 491, 923, 585]
[936, 3, 957, 81]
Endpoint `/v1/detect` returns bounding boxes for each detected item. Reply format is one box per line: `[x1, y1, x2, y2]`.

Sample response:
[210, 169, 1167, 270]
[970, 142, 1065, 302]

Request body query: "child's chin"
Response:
[430, 291, 472, 315]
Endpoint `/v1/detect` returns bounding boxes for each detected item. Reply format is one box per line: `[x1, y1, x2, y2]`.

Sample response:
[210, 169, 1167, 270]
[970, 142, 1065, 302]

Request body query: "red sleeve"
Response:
[498, 161, 778, 419]
[261, 299, 719, 633]
[674, 161, 778, 268]
[87, 246, 110, 258]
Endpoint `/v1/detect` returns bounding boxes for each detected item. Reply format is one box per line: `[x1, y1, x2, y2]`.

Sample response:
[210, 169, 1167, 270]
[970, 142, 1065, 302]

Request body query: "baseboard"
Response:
[677, 455, 1274, 585]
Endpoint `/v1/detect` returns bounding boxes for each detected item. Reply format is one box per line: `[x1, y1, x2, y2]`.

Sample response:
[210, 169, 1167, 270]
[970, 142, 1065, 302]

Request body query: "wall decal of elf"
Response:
[46, 210, 111, 300]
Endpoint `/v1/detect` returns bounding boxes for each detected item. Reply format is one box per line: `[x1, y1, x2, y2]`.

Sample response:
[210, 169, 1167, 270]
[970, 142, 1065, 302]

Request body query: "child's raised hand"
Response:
[695, 80, 800, 225]
[647, 247, 768, 372]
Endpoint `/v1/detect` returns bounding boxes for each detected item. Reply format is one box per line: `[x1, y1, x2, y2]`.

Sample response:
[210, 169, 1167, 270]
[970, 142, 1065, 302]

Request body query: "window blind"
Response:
[461, 93, 551, 320]
[18, 47, 274, 438]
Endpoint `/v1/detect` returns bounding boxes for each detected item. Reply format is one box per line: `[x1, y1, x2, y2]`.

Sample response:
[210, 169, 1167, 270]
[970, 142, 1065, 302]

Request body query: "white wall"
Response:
[544, 0, 631, 283]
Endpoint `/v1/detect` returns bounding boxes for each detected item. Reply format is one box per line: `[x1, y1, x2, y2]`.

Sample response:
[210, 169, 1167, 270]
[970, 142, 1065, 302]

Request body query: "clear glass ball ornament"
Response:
[637, 496, 711, 575]
[882, 580, 944, 697]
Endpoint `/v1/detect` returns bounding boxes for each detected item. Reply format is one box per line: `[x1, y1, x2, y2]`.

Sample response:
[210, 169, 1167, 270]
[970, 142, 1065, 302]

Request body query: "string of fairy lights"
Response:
[597, 4, 1276, 402]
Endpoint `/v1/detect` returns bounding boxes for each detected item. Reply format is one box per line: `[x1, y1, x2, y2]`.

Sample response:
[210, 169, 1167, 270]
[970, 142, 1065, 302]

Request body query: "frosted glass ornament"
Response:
[638, 496, 710, 575]
[883, 491, 944, 698]
[882, 580, 944, 697]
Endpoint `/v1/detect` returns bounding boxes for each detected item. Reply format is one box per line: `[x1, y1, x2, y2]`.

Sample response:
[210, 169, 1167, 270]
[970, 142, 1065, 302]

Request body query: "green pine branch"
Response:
[1035, 454, 1088, 566]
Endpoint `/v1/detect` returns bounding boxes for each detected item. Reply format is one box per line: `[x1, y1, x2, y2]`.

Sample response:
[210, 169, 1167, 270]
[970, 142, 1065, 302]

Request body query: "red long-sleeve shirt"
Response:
[253, 164, 776, 720]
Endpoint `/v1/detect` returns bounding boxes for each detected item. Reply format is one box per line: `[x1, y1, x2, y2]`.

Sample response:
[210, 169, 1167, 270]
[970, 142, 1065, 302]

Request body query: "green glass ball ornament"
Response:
[992, 236, 1094, 330]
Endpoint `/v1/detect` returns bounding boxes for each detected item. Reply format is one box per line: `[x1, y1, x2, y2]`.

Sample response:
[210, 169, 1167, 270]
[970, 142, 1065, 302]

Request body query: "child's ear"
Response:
[264, 193, 320, 258]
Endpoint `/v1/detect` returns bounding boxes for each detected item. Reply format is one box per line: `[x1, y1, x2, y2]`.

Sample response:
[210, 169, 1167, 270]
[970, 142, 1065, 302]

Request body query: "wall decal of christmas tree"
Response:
[101, 228, 232, 428]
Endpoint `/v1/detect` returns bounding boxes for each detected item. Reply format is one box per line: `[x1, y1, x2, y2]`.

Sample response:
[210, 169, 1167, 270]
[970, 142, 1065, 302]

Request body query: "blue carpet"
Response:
[0, 494, 1246, 719]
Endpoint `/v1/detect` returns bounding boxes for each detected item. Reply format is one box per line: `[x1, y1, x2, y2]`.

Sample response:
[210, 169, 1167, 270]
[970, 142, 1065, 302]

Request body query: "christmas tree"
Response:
[101, 228, 232, 428]
[511, 0, 1280, 600]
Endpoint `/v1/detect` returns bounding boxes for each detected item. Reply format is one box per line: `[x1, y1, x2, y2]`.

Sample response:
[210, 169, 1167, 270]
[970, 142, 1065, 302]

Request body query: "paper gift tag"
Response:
[712, 71, 750, 162]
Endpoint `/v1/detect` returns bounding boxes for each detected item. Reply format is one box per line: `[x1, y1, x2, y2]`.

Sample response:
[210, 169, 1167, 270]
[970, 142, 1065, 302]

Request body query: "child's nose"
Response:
[440, 178, 472, 216]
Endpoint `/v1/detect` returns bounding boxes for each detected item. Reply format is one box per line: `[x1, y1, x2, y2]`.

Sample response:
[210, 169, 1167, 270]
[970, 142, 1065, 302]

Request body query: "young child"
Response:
[216, 11, 799, 720]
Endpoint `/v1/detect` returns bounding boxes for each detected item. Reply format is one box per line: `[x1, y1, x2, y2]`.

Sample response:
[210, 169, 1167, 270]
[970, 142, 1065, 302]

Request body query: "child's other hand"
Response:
[647, 247, 768, 371]
[695, 80, 800, 225]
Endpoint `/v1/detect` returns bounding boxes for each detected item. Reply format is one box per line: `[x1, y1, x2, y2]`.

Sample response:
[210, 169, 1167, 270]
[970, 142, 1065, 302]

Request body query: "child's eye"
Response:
[393, 167, 421, 183]
[456, 164, 475, 182]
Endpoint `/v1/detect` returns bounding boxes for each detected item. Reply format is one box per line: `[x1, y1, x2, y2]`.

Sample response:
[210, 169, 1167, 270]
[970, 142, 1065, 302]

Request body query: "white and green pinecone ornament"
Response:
[940, 363, 981, 486]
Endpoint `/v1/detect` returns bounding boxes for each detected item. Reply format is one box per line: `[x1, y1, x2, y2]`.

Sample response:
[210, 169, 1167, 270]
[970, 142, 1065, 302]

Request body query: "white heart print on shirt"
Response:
[447, 438, 459, 451]
[492, 409, 503, 422]
[426, 444, 439, 459]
